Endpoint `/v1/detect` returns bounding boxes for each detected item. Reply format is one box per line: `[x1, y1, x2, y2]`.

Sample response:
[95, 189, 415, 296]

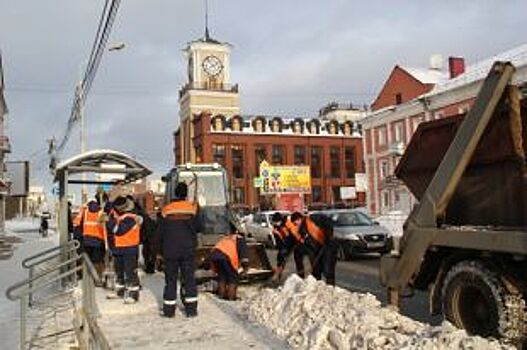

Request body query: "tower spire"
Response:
[204, 0, 210, 41]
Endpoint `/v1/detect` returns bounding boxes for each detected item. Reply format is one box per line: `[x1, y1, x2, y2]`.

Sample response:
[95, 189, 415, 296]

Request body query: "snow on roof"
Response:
[401, 66, 448, 84]
[429, 43, 527, 96]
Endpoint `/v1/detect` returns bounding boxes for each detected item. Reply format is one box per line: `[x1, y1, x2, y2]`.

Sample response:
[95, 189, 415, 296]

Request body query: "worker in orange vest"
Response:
[209, 220, 249, 300]
[159, 182, 199, 318]
[74, 198, 107, 278]
[299, 213, 337, 285]
[271, 212, 308, 283]
[107, 196, 142, 303]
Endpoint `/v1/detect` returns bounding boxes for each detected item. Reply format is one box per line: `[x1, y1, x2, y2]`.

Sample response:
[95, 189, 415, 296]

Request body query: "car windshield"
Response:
[331, 211, 373, 227]
[177, 171, 227, 206]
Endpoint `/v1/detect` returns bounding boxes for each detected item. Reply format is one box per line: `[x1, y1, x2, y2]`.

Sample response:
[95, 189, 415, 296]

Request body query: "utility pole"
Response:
[76, 82, 88, 204]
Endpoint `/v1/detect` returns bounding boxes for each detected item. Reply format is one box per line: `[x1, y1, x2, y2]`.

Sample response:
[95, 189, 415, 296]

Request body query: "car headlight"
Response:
[346, 233, 360, 240]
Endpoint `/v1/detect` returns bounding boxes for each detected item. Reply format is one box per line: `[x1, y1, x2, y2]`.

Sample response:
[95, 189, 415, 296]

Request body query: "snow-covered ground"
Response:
[0, 218, 63, 350]
[242, 275, 512, 350]
[95, 272, 288, 349]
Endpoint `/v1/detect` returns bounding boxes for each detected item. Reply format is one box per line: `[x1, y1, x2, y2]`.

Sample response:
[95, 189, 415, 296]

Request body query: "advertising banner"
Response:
[257, 161, 311, 194]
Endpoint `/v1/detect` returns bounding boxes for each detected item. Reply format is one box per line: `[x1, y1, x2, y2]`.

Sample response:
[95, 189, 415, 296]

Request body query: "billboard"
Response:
[256, 161, 311, 194]
[6, 161, 29, 197]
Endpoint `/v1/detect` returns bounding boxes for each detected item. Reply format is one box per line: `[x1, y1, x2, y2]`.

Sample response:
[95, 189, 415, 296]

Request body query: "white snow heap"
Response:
[242, 275, 512, 350]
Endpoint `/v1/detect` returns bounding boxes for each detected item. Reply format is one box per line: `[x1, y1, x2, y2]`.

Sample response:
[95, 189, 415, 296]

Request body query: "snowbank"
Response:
[243, 275, 511, 350]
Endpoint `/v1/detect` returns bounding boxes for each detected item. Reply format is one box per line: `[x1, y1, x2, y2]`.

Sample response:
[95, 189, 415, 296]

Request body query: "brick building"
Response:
[362, 45, 527, 216]
[174, 30, 366, 210]
[175, 112, 365, 209]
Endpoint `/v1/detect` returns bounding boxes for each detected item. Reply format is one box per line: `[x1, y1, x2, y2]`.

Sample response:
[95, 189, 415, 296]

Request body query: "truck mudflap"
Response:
[194, 242, 273, 284]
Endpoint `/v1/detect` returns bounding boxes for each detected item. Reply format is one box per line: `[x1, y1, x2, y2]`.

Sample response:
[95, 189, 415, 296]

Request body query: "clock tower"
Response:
[177, 29, 240, 164]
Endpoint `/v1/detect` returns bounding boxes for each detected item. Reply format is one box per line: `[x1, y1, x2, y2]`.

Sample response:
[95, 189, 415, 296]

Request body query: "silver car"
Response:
[245, 211, 289, 248]
[311, 209, 393, 260]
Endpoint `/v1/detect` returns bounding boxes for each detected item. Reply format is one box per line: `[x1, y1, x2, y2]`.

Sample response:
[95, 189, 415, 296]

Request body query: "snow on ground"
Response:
[95, 272, 288, 349]
[242, 275, 512, 350]
[0, 218, 62, 350]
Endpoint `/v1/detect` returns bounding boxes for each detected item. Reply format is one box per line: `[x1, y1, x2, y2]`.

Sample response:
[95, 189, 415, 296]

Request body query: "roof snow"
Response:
[401, 66, 448, 84]
[429, 43, 527, 96]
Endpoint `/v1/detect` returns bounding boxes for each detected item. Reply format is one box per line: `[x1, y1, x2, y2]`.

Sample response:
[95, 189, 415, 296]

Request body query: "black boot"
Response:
[163, 302, 176, 318]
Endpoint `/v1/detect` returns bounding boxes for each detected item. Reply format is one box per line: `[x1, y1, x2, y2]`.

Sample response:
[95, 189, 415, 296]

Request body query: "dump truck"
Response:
[380, 61, 527, 344]
[162, 163, 273, 282]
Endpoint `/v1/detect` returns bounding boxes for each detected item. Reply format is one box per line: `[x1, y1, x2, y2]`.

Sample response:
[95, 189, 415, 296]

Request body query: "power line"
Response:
[54, 0, 122, 157]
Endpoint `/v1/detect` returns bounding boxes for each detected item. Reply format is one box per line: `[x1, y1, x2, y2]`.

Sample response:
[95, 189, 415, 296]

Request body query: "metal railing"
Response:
[21, 239, 80, 306]
[6, 246, 109, 350]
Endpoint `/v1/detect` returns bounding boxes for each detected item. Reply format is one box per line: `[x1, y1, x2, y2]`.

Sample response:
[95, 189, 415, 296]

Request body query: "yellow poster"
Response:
[258, 161, 311, 194]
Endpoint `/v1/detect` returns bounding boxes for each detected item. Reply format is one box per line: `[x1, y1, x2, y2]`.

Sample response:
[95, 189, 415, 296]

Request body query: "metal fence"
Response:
[6, 241, 111, 350]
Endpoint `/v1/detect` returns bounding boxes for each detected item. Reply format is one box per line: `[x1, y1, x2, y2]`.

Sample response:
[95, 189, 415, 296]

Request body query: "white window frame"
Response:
[394, 122, 404, 143]
[377, 126, 387, 146]
[379, 159, 389, 179]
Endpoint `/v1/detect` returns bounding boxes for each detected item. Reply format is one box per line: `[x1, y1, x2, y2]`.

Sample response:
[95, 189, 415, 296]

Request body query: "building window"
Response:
[312, 186, 322, 202]
[330, 147, 341, 178]
[382, 191, 390, 208]
[395, 93, 402, 105]
[377, 126, 387, 146]
[310, 147, 322, 178]
[231, 145, 244, 179]
[212, 144, 225, 166]
[394, 122, 404, 143]
[380, 159, 389, 179]
[254, 145, 267, 175]
[294, 146, 306, 165]
[345, 147, 356, 179]
[272, 145, 285, 165]
[233, 187, 245, 204]
[332, 186, 341, 202]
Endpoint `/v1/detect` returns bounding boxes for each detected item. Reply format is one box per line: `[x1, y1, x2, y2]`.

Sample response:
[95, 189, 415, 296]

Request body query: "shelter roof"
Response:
[55, 149, 151, 183]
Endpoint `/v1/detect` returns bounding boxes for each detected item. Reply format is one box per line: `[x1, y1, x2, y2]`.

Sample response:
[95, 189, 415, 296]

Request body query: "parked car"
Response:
[310, 209, 393, 260]
[245, 210, 290, 248]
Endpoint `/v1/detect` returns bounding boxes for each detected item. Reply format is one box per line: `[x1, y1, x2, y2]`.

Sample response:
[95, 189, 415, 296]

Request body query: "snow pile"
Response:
[243, 275, 511, 350]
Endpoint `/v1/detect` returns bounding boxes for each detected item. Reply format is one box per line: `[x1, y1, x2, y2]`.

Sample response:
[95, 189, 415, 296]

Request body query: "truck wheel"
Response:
[441, 260, 526, 341]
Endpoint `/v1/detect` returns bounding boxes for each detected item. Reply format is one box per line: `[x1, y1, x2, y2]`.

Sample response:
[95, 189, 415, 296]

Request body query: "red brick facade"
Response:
[174, 112, 366, 210]
[371, 66, 435, 111]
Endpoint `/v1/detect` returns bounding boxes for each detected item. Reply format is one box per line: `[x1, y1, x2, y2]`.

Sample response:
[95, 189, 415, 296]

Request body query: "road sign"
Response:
[258, 161, 311, 194]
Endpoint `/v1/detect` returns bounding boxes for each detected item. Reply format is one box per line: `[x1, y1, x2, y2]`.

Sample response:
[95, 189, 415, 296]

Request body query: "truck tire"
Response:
[441, 260, 526, 341]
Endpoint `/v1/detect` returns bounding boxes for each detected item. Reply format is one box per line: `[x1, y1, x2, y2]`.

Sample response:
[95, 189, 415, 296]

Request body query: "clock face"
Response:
[202, 55, 223, 77]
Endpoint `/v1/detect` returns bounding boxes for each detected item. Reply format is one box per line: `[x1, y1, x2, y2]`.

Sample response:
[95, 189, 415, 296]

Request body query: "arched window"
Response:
[229, 116, 243, 131]
[252, 117, 266, 132]
[269, 117, 283, 133]
[290, 118, 304, 134]
[327, 120, 339, 135]
[307, 119, 320, 134]
[211, 115, 226, 131]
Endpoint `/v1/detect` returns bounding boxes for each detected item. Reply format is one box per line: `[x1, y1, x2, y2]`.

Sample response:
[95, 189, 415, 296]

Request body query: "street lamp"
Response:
[79, 43, 126, 203]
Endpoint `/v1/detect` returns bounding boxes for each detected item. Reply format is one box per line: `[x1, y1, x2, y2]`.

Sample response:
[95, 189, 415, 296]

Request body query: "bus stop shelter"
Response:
[54, 149, 151, 257]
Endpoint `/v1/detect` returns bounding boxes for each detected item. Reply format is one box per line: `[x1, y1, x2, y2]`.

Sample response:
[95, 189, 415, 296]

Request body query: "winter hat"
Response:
[174, 182, 188, 200]
[113, 196, 134, 213]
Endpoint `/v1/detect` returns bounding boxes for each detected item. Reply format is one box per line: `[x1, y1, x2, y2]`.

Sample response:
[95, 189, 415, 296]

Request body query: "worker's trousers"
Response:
[308, 239, 337, 286]
[114, 253, 140, 299]
[163, 255, 197, 317]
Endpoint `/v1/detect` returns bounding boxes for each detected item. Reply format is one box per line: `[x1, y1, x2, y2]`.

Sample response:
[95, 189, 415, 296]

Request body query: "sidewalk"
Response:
[95, 272, 288, 349]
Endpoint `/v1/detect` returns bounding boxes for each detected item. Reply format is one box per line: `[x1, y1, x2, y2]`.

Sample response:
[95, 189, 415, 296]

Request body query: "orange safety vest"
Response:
[273, 225, 287, 241]
[305, 217, 325, 245]
[114, 213, 141, 248]
[285, 218, 303, 243]
[161, 200, 197, 217]
[214, 235, 239, 271]
[83, 209, 105, 241]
